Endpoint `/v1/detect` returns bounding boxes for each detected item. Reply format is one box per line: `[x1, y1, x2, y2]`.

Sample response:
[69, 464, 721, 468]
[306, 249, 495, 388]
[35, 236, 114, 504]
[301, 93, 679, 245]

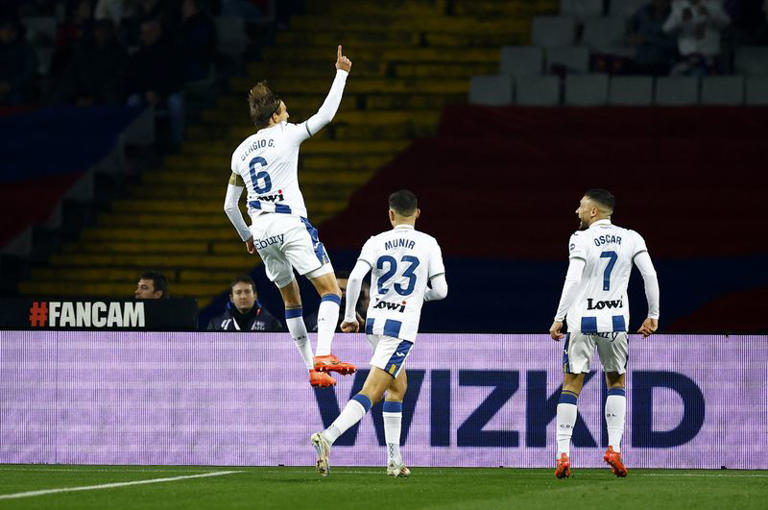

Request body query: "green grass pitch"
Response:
[1, 465, 766, 509]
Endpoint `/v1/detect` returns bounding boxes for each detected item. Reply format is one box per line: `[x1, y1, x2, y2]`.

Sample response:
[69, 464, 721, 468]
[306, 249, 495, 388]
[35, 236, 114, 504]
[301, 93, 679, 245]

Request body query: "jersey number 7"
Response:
[600, 251, 618, 291]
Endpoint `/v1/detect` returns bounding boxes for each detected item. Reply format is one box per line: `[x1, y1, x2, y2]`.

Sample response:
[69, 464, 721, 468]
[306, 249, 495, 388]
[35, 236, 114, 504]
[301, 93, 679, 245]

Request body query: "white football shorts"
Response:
[562, 331, 629, 375]
[249, 213, 333, 288]
[367, 334, 414, 378]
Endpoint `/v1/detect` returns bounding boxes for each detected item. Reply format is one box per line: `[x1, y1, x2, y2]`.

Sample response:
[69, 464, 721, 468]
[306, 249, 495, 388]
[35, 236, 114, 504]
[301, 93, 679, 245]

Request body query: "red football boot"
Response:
[555, 453, 571, 479]
[309, 369, 336, 388]
[313, 354, 356, 375]
[604, 446, 628, 477]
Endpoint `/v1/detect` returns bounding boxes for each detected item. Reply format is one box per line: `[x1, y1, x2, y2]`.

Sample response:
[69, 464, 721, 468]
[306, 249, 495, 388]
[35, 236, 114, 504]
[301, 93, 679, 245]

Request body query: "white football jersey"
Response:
[358, 225, 445, 342]
[566, 219, 648, 333]
[230, 121, 312, 218]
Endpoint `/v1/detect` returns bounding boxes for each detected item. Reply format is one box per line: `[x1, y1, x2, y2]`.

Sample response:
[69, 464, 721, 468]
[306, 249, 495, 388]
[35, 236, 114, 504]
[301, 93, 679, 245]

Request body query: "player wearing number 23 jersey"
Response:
[311, 190, 448, 479]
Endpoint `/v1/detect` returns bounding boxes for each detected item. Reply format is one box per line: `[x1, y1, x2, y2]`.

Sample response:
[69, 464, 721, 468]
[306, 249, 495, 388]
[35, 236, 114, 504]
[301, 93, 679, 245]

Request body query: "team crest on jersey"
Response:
[373, 298, 407, 313]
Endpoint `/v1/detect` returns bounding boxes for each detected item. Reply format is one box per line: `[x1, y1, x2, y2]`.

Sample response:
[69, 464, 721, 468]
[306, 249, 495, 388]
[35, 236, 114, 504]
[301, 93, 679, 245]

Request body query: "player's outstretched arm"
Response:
[303, 45, 351, 138]
[340, 260, 370, 333]
[224, 173, 254, 252]
[633, 251, 660, 337]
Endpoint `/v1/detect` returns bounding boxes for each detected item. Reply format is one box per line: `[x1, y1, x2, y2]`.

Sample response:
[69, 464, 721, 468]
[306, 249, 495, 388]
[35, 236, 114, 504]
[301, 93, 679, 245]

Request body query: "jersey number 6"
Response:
[249, 156, 272, 194]
[377, 255, 420, 296]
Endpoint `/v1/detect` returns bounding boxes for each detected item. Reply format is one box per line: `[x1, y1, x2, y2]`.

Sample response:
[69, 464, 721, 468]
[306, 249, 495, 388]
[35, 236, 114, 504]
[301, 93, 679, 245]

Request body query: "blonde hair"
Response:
[248, 81, 281, 129]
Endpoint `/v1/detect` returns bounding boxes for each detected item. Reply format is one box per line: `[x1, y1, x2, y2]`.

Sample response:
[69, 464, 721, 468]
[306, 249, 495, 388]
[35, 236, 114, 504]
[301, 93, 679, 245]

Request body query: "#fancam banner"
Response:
[0, 332, 765, 469]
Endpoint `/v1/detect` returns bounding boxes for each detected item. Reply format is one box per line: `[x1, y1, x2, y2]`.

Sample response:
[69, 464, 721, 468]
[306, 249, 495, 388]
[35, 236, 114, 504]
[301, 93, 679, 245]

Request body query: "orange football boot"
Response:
[313, 354, 356, 375]
[604, 446, 628, 477]
[309, 369, 336, 388]
[555, 453, 571, 479]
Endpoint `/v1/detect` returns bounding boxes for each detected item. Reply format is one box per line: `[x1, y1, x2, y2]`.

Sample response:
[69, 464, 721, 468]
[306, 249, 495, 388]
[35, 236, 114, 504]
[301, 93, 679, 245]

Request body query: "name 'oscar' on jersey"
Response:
[358, 225, 445, 342]
[230, 121, 312, 218]
[567, 220, 648, 334]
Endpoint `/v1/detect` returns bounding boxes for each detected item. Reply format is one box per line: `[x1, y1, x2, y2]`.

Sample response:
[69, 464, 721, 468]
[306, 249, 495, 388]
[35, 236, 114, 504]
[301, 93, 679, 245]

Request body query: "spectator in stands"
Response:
[135, 271, 169, 299]
[627, 0, 679, 75]
[49, 0, 94, 90]
[178, 0, 217, 83]
[207, 275, 283, 331]
[0, 17, 38, 105]
[124, 18, 185, 147]
[663, 0, 731, 75]
[305, 271, 370, 333]
[55, 19, 126, 105]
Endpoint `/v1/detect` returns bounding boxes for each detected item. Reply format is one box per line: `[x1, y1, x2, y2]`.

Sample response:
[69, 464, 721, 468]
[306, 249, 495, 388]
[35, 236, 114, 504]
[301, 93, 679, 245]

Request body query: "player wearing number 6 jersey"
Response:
[311, 190, 448, 478]
[549, 189, 660, 479]
[223, 45, 356, 388]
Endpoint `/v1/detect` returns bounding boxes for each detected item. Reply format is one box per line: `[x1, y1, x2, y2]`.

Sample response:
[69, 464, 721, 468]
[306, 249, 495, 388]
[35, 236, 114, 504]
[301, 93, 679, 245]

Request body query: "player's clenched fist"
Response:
[335, 44, 352, 72]
[340, 320, 359, 333]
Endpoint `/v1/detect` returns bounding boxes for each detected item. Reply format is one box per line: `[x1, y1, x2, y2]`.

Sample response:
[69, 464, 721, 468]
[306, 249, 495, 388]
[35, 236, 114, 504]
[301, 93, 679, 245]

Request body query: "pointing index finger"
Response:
[337, 44, 342, 59]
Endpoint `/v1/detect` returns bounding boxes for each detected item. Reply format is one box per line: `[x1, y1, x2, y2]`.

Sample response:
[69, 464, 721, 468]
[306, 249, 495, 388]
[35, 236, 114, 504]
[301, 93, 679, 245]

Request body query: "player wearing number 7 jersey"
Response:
[549, 189, 660, 479]
[223, 45, 356, 388]
[311, 190, 448, 478]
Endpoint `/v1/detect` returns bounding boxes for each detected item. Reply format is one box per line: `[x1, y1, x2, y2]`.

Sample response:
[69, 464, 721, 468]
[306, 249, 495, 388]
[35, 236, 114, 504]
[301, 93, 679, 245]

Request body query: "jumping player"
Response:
[224, 45, 356, 388]
[549, 189, 660, 478]
[311, 190, 448, 477]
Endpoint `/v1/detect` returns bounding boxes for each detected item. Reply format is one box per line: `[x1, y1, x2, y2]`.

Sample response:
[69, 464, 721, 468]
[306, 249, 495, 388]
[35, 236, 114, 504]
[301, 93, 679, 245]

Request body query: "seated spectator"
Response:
[0, 17, 38, 105]
[627, 0, 679, 75]
[306, 271, 370, 333]
[124, 18, 185, 147]
[207, 275, 283, 331]
[178, 0, 217, 83]
[135, 271, 169, 299]
[663, 0, 731, 75]
[49, 0, 94, 87]
[55, 19, 127, 105]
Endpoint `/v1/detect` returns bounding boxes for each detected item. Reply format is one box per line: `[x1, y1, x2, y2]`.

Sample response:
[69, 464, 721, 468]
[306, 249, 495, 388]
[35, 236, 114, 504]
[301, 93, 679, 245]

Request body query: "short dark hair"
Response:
[230, 275, 256, 294]
[388, 189, 418, 216]
[140, 271, 169, 298]
[248, 81, 282, 129]
[584, 189, 615, 212]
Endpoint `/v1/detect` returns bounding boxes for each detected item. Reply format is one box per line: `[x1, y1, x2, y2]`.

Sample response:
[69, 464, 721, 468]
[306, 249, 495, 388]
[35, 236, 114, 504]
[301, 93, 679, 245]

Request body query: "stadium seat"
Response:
[655, 76, 700, 105]
[608, 76, 653, 105]
[734, 47, 768, 76]
[700, 76, 744, 105]
[469, 75, 514, 106]
[546, 46, 590, 74]
[559, 0, 604, 21]
[581, 17, 627, 50]
[515, 75, 561, 105]
[565, 74, 609, 105]
[531, 16, 577, 48]
[746, 77, 768, 105]
[499, 46, 544, 76]
[609, 0, 650, 18]
[214, 17, 248, 56]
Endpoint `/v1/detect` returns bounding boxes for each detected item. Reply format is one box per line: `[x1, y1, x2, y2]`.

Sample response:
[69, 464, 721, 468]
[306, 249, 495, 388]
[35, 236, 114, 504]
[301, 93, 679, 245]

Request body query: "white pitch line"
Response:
[0, 470, 242, 500]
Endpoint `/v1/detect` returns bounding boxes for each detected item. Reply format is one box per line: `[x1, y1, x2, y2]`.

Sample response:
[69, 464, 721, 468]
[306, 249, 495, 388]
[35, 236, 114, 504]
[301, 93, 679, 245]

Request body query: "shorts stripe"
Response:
[612, 315, 626, 332]
[300, 217, 327, 264]
[581, 316, 598, 334]
[384, 340, 413, 378]
[383, 319, 402, 338]
[562, 333, 571, 373]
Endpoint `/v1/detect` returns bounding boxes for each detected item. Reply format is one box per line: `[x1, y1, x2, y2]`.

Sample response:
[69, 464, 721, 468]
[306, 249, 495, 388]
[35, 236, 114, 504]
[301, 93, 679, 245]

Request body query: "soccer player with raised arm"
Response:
[549, 189, 660, 479]
[224, 45, 356, 388]
[310, 190, 448, 477]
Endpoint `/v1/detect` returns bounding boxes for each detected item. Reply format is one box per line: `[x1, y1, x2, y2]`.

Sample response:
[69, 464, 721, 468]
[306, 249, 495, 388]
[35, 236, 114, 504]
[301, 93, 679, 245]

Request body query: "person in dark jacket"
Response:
[0, 17, 38, 105]
[207, 275, 283, 331]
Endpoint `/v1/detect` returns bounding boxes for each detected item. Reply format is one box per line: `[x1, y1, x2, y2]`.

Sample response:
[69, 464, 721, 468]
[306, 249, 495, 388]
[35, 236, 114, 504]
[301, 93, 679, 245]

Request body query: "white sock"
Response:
[315, 294, 341, 356]
[556, 395, 578, 457]
[605, 390, 627, 453]
[383, 401, 403, 465]
[285, 309, 313, 370]
[322, 394, 372, 445]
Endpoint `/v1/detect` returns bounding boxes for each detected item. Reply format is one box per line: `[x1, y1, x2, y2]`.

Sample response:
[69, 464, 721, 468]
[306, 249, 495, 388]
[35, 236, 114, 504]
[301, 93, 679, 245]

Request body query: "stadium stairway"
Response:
[17, 0, 558, 311]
